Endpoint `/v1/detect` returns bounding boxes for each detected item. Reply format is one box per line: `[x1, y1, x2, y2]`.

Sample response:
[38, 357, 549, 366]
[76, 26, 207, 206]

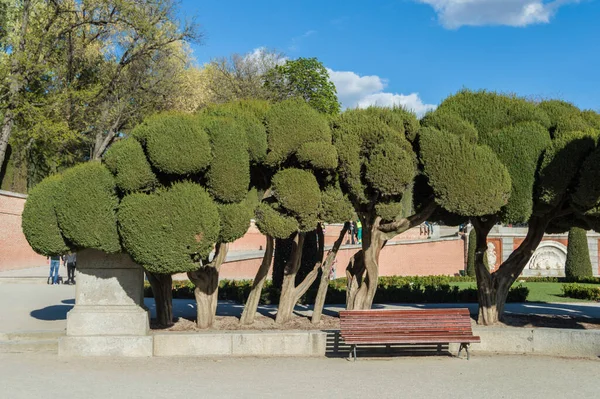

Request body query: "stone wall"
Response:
[488, 226, 600, 277]
[0, 191, 46, 272]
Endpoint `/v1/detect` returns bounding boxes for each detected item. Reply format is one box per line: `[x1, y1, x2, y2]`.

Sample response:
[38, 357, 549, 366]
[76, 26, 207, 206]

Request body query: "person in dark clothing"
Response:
[349, 221, 356, 245]
[65, 253, 77, 284]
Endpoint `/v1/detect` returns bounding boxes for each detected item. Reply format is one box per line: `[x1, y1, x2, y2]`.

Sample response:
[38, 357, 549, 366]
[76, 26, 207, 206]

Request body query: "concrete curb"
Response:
[4, 327, 599, 358]
[153, 330, 327, 357]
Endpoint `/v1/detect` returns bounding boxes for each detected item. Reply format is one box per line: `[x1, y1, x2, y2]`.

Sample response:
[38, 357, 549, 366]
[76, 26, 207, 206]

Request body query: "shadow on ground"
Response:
[30, 304, 73, 321]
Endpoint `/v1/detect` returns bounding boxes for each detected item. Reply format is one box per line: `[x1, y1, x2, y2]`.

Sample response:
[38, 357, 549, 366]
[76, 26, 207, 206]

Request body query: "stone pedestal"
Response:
[59, 249, 152, 357]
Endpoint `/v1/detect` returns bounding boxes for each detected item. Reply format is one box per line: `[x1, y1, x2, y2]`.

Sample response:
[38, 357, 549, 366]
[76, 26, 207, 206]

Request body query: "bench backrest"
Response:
[339, 309, 474, 339]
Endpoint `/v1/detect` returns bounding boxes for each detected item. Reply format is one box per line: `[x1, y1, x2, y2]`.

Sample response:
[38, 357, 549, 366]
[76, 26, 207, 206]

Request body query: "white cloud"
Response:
[327, 68, 436, 117]
[357, 93, 437, 116]
[415, 0, 579, 28]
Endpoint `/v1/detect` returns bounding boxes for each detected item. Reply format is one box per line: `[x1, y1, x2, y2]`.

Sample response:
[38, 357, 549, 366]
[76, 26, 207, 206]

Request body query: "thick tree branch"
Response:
[378, 198, 437, 240]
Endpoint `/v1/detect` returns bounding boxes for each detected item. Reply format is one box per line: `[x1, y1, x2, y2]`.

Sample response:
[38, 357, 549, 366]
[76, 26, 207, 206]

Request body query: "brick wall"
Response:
[0, 191, 47, 271]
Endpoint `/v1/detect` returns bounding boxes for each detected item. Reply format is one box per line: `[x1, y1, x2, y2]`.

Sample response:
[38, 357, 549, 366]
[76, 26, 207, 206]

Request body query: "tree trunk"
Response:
[346, 201, 438, 310]
[349, 217, 385, 310]
[312, 222, 349, 324]
[145, 271, 173, 328]
[275, 233, 306, 324]
[473, 216, 548, 325]
[187, 243, 229, 329]
[240, 236, 274, 325]
[345, 251, 365, 310]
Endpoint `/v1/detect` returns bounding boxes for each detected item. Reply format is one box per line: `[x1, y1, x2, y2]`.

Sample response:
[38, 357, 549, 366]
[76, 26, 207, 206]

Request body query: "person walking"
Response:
[349, 221, 356, 245]
[65, 253, 77, 284]
[356, 220, 363, 244]
[48, 255, 61, 285]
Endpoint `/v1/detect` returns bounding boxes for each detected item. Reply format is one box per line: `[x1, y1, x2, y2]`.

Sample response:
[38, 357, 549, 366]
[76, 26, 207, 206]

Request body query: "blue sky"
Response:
[180, 0, 599, 115]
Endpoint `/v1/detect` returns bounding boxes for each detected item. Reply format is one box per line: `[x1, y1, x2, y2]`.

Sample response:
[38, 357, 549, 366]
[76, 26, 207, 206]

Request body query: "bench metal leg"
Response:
[457, 343, 471, 360]
[437, 344, 442, 354]
[348, 344, 357, 362]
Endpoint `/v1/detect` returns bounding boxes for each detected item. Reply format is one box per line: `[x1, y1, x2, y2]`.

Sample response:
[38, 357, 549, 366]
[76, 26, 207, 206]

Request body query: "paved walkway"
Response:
[0, 353, 598, 398]
[1, 283, 599, 334]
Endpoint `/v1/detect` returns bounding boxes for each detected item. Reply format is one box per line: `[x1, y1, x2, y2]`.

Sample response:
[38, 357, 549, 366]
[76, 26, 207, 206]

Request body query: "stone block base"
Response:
[153, 331, 327, 357]
[66, 306, 149, 336]
[59, 336, 153, 357]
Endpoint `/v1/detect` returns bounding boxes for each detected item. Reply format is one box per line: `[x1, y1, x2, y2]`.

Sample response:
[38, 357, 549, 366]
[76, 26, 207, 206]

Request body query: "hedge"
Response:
[144, 276, 529, 305]
[562, 284, 600, 301]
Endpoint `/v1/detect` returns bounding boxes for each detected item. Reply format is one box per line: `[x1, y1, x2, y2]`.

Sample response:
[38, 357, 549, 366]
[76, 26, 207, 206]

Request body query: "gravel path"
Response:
[1, 353, 598, 399]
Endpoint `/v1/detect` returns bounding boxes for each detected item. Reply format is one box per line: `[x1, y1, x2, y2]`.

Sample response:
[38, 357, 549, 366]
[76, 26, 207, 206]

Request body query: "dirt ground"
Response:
[151, 312, 600, 332]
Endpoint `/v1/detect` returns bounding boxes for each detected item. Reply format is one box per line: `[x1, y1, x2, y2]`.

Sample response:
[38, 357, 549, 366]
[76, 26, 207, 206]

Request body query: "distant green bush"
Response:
[144, 276, 529, 304]
[565, 227, 593, 278]
[562, 284, 600, 301]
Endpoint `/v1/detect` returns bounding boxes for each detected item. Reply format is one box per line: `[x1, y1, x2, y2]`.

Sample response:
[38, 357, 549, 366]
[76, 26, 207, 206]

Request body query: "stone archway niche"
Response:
[521, 241, 567, 277]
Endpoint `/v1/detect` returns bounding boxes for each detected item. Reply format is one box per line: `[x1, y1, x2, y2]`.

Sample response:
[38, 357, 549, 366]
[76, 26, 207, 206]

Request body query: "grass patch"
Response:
[451, 282, 598, 303]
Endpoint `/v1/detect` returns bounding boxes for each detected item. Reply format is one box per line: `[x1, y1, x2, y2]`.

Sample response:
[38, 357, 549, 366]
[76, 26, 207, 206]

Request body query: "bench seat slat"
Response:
[339, 309, 479, 351]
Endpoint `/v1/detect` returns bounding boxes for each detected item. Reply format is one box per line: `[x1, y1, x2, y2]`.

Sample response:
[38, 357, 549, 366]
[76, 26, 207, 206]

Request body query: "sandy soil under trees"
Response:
[150, 312, 600, 332]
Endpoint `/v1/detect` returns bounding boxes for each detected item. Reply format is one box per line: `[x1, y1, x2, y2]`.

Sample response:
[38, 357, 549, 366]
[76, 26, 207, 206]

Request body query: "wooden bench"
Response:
[339, 308, 480, 360]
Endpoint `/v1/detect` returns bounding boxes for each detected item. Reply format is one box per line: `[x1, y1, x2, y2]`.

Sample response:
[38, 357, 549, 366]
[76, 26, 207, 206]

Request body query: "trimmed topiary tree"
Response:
[241, 98, 351, 325]
[565, 227, 593, 279]
[423, 89, 600, 325]
[332, 107, 444, 311]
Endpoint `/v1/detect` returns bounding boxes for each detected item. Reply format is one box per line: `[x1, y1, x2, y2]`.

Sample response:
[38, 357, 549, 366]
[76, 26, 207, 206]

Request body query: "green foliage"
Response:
[272, 168, 321, 231]
[375, 201, 404, 222]
[263, 57, 340, 115]
[362, 106, 420, 142]
[217, 201, 253, 243]
[419, 129, 511, 216]
[254, 203, 298, 239]
[436, 90, 550, 140]
[333, 108, 416, 204]
[562, 283, 600, 300]
[421, 109, 478, 143]
[103, 138, 156, 192]
[138, 113, 212, 175]
[572, 144, 600, 211]
[205, 118, 250, 203]
[118, 182, 220, 274]
[320, 186, 355, 223]
[21, 174, 71, 256]
[539, 100, 589, 138]
[53, 162, 121, 253]
[483, 122, 551, 223]
[264, 98, 331, 166]
[296, 141, 338, 170]
[201, 102, 268, 163]
[581, 110, 600, 130]
[537, 131, 597, 211]
[365, 142, 416, 196]
[565, 227, 593, 278]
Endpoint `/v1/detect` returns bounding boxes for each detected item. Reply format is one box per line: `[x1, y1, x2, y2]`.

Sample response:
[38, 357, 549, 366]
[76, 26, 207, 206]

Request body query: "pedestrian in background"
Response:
[356, 220, 363, 244]
[65, 253, 77, 284]
[48, 255, 61, 285]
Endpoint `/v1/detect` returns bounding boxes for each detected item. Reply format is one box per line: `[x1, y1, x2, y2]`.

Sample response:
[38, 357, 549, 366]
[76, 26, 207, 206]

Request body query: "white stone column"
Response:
[59, 249, 153, 357]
